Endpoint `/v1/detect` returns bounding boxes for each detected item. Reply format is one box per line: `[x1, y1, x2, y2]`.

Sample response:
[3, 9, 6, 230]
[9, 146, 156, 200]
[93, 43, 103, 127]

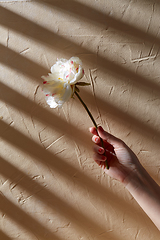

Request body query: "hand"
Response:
[90, 126, 160, 231]
[90, 126, 140, 184]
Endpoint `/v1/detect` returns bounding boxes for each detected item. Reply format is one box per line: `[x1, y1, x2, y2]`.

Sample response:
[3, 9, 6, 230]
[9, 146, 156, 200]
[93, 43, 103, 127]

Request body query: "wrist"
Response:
[123, 163, 146, 191]
[124, 163, 160, 199]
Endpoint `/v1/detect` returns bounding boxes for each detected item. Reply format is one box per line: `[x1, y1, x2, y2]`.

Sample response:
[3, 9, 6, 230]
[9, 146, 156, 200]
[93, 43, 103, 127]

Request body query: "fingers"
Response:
[94, 144, 105, 155]
[93, 144, 114, 162]
[90, 127, 116, 153]
[93, 148, 107, 162]
[94, 153, 107, 162]
[92, 143, 106, 161]
[89, 126, 118, 145]
[89, 127, 100, 144]
[89, 125, 118, 147]
[89, 127, 98, 136]
[97, 126, 122, 149]
[92, 135, 101, 144]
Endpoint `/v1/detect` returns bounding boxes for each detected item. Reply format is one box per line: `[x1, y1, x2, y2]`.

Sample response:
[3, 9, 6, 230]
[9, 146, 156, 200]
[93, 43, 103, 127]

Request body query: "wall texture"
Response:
[0, 0, 160, 239]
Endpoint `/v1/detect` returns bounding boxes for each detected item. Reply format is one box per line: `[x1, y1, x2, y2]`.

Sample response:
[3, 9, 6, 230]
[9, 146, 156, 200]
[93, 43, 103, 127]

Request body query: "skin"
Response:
[90, 126, 160, 231]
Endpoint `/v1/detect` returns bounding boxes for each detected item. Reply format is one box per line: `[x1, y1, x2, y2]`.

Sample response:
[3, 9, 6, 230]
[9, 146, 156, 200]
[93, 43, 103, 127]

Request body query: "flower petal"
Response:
[69, 57, 82, 66]
[69, 65, 84, 84]
[42, 73, 63, 83]
[60, 83, 73, 104]
[51, 58, 67, 74]
[45, 96, 59, 108]
[42, 57, 84, 108]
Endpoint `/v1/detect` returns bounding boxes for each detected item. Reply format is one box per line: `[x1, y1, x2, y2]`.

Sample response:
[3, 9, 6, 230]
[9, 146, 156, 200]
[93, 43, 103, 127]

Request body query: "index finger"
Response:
[90, 127, 115, 155]
[89, 127, 98, 136]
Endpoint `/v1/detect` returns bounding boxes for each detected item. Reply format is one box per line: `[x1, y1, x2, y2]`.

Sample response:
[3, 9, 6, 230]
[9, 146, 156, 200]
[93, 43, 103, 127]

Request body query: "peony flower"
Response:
[41, 57, 109, 169]
[41, 57, 84, 108]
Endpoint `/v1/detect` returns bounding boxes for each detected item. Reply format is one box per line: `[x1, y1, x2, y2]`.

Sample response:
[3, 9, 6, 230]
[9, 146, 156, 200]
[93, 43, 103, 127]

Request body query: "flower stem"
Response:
[75, 91, 109, 169]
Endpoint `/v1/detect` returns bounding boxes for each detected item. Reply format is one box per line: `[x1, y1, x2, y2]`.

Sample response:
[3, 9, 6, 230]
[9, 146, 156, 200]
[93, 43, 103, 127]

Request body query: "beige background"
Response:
[0, 0, 160, 239]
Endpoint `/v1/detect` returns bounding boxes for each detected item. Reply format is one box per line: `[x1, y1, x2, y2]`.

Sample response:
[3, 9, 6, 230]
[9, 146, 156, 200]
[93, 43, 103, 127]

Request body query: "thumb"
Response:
[98, 126, 122, 148]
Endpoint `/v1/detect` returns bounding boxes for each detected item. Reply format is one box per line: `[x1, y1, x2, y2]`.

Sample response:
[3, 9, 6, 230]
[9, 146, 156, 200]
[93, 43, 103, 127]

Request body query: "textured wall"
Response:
[0, 0, 160, 239]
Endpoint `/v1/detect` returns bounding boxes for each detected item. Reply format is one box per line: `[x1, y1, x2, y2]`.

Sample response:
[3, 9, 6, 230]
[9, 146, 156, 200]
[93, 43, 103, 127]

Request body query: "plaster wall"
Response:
[0, 0, 160, 239]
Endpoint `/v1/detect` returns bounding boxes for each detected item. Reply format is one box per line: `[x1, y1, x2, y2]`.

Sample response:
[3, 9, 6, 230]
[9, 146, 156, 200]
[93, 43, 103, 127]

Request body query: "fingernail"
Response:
[95, 137, 99, 142]
[102, 155, 107, 161]
[98, 147, 104, 153]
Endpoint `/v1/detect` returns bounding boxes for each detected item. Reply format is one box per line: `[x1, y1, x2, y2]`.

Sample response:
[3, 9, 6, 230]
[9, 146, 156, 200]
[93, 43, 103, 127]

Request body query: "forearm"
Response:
[124, 165, 160, 230]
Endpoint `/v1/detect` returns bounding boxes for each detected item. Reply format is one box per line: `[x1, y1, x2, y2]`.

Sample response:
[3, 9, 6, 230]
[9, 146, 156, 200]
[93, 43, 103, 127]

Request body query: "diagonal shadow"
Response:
[0, 90, 159, 236]
[1, 76, 160, 154]
[0, 156, 127, 240]
[0, 79, 159, 196]
[0, 81, 89, 147]
[0, 43, 48, 79]
[36, 0, 160, 46]
[1, 42, 160, 166]
[0, 1, 159, 237]
[0, 7, 160, 100]
[0, 230, 12, 240]
[0, 120, 157, 234]
[81, 88, 160, 144]
[1, 77, 160, 186]
[1, 73, 160, 175]
[0, 192, 61, 240]
[1, 43, 160, 145]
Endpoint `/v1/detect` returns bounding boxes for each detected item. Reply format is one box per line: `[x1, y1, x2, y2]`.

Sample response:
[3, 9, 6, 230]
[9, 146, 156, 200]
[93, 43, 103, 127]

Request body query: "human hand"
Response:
[90, 126, 141, 185]
[90, 126, 160, 231]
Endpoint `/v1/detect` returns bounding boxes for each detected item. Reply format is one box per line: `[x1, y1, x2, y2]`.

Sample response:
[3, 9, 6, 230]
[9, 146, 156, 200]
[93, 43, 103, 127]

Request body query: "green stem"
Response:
[75, 91, 109, 169]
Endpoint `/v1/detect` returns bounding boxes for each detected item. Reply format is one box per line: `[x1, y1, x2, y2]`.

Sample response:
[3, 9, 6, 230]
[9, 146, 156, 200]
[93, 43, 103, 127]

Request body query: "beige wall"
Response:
[0, 0, 160, 239]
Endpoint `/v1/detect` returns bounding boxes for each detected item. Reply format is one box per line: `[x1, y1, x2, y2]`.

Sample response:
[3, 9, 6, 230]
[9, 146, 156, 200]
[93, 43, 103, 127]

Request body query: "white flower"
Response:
[42, 57, 84, 108]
